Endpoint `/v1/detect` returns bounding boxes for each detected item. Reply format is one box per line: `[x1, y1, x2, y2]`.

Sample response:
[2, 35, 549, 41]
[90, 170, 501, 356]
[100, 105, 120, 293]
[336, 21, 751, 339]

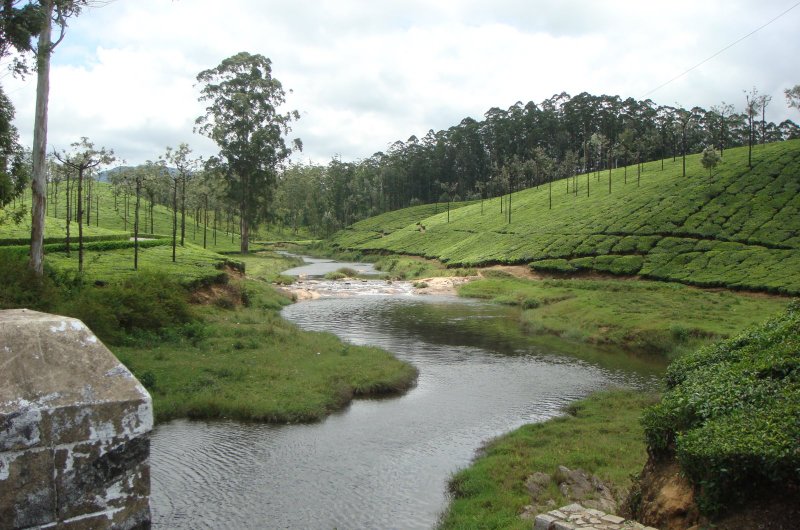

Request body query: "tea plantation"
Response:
[332, 140, 800, 294]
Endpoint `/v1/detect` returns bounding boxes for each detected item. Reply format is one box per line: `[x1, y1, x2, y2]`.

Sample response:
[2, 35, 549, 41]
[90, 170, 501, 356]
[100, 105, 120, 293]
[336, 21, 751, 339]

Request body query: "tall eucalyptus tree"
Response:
[196, 52, 301, 253]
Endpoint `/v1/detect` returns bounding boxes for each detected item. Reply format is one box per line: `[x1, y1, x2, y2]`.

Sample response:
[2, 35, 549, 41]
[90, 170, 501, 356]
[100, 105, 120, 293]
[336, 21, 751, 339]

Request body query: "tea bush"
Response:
[642, 301, 800, 514]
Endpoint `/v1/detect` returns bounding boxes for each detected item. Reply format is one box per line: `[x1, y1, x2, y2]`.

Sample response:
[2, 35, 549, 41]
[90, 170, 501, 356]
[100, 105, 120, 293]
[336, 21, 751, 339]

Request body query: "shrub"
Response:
[642, 301, 800, 514]
[0, 254, 61, 311]
[62, 271, 194, 344]
[530, 259, 577, 274]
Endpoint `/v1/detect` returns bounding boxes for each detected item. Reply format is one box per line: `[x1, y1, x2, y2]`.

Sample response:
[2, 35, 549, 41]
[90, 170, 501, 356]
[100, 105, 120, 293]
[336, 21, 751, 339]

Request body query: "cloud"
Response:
[4, 0, 798, 166]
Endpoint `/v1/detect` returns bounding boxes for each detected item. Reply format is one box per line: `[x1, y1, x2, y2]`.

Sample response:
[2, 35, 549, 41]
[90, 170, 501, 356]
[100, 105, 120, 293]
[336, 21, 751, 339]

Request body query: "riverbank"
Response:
[438, 389, 658, 530]
[457, 273, 790, 359]
[116, 273, 417, 423]
[287, 245, 790, 360]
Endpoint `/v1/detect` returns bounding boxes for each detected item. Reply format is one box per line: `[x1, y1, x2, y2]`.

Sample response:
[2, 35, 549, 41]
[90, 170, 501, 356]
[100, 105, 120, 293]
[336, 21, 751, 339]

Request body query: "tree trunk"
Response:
[29, 0, 54, 277]
[240, 177, 248, 252]
[134, 177, 141, 270]
[172, 179, 178, 262]
[77, 169, 84, 273]
[65, 173, 71, 256]
[180, 174, 186, 246]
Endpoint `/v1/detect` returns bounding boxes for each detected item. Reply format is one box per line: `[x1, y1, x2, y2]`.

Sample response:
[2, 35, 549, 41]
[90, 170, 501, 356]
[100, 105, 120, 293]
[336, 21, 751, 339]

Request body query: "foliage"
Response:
[275, 90, 798, 235]
[701, 146, 721, 177]
[642, 301, 800, 514]
[0, 85, 28, 211]
[195, 52, 300, 252]
[332, 141, 800, 295]
[0, 1, 45, 75]
[439, 390, 656, 530]
[0, 252, 60, 310]
[0, 254, 195, 345]
[64, 271, 193, 344]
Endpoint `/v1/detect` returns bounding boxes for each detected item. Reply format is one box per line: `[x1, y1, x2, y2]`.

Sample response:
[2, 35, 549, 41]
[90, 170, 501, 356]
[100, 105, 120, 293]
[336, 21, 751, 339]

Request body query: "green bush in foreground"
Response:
[0, 255, 196, 345]
[66, 272, 194, 344]
[642, 300, 800, 514]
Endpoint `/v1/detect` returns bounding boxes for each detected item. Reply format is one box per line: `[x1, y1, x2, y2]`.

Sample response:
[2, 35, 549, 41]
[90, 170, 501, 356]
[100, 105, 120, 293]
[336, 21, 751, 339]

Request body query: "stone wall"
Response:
[0, 309, 152, 530]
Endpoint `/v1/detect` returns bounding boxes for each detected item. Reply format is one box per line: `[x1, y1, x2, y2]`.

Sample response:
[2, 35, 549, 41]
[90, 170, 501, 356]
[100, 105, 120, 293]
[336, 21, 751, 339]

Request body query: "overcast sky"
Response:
[3, 0, 799, 167]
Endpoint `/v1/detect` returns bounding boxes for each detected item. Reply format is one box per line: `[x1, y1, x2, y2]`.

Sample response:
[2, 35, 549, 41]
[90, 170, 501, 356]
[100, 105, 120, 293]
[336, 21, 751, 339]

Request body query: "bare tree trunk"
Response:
[203, 195, 208, 249]
[172, 179, 178, 262]
[29, 0, 54, 277]
[134, 176, 141, 270]
[77, 169, 84, 273]
[180, 175, 186, 246]
[65, 173, 71, 256]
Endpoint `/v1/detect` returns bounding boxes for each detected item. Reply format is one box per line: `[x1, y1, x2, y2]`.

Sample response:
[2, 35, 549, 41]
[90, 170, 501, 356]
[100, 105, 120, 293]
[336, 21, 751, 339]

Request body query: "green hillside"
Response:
[0, 180, 247, 284]
[332, 140, 800, 294]
[3, 180, 242, 251]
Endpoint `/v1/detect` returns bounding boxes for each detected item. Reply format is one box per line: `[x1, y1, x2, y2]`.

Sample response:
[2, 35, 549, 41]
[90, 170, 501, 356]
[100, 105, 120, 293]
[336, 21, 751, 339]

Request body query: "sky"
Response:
[3, 0, 799, 167]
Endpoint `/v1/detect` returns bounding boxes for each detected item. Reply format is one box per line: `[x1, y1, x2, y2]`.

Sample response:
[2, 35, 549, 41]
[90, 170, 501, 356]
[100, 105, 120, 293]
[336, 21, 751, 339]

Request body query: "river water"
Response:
[149, 259, 661, 529]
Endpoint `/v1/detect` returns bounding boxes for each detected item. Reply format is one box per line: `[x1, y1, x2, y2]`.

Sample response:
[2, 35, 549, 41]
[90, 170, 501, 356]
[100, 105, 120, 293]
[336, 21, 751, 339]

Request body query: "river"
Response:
[149, 258, 661, 529]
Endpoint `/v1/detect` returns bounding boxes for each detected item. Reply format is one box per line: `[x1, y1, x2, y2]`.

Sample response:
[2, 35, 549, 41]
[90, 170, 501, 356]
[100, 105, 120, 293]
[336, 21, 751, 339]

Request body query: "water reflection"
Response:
[151, 292, 660, 529]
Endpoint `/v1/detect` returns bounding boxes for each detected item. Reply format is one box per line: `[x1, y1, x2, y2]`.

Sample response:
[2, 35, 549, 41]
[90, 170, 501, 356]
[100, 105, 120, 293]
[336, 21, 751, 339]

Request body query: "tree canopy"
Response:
[195, 51, 300, 253]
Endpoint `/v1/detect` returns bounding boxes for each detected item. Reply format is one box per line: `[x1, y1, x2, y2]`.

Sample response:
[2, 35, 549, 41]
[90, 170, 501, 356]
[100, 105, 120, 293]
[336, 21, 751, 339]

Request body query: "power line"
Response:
[642, 1, 800, 98]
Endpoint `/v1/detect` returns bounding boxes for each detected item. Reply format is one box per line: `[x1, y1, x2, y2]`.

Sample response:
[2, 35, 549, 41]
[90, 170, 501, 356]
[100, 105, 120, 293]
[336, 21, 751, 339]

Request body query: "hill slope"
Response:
[332, 140, 800, 294]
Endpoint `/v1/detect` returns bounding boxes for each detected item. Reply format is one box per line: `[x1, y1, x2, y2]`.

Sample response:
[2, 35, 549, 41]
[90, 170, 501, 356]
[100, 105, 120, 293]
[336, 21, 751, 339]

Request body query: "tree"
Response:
[744, 88, 760, 168]
[701, 146, 721, 179]
[709, 102, 734, 156]
[164, 143, 197, 247]
[195, 52, 301, 253]
[0, 1, 45, 76]
[54, 137, 114, 272]
[131, 163, 159, 270]
[29, 0, 91, 277]
[0, 86, 28, 219]
[675, 107, 692, 177]
[758, 93, 772, 146]
[784, 85, 800, 115]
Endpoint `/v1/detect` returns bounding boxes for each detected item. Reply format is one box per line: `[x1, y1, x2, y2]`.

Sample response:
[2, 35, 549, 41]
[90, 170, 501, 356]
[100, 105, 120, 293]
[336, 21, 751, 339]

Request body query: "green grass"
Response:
[439, 390, 657, 530]
[641, 301, 800, 515]
[331, 141, 800, 295]
[114, 280, 418, 423]
[458, 277, 789, 358]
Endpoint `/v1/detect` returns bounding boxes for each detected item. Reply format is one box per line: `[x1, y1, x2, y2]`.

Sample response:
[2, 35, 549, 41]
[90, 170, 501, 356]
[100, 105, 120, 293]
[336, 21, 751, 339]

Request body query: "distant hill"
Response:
[331, 140, 800, 295]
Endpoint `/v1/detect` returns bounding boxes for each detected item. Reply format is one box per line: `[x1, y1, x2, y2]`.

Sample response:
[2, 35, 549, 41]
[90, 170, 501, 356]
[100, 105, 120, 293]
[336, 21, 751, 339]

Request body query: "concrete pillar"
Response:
[0, 309, 152, 529]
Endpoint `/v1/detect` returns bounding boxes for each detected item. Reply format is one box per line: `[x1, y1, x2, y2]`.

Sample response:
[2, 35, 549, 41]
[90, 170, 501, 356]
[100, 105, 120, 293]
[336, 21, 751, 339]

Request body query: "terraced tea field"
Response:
[332, 140, 800, 294]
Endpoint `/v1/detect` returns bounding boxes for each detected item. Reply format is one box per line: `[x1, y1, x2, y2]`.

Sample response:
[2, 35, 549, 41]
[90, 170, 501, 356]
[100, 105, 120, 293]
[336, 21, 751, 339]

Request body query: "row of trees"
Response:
[272, 88, 799, 236]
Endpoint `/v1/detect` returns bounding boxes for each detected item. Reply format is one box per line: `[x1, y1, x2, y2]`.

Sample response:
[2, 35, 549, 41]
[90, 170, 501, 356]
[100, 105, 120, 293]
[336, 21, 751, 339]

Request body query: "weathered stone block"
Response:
[0, 309, 153, 530]
[0, 448, 55, 528]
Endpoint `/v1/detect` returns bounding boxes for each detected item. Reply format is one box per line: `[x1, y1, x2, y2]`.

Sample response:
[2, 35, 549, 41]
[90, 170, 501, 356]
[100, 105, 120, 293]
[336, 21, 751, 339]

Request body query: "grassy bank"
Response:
[458, 274, 789, 358]
[439, 390, 657, 530]
[115, 279, 417, 423]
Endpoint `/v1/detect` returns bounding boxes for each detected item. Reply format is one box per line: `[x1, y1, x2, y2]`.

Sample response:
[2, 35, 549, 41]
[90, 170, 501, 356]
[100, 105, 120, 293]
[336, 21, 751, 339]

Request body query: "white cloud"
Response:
[3, 0, 799, 166]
